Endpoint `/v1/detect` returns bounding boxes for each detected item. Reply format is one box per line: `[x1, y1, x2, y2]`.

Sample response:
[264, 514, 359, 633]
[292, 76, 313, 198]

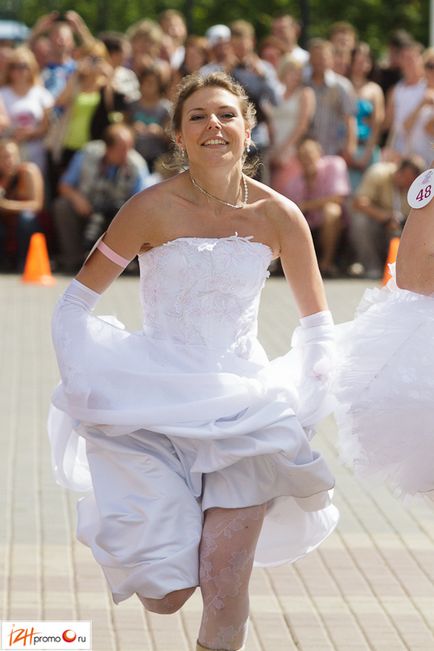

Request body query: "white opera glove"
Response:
[51, 280, 102, 395]
[291, 310, 336, 434]
[52, 279, 101, 346]
[57, 278, 101, 312]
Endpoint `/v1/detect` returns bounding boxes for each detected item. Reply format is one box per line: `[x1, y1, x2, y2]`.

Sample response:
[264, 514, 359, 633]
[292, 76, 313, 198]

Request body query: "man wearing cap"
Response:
[201, 24, 236, 74]
[53, 124, 149, 273]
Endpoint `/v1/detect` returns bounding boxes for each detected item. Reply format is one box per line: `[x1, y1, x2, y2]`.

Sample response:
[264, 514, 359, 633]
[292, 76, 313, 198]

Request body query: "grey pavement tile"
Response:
[1, 275, 434, 650]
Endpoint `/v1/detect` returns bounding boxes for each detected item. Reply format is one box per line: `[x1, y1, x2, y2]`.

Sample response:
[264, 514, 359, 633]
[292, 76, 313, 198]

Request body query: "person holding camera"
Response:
[29, 12, 103, 198]
[29, 11, 94, 100]
[53, 123, 149, 273]
[46, 39, 129, 196]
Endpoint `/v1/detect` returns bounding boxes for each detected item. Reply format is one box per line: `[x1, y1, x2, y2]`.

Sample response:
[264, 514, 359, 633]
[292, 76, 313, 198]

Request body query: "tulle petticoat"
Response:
[334, 280, 434, 501]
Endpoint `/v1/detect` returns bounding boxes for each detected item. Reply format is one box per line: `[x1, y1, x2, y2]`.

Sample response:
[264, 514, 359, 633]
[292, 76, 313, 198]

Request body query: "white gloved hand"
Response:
[51, 280, 102, 397]
[291, 310, 335, 433]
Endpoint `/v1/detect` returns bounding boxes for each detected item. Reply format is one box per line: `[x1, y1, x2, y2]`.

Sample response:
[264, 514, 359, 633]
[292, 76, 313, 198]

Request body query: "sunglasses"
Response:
[425, 62, 434, 70]
[10, 62, 29, 70]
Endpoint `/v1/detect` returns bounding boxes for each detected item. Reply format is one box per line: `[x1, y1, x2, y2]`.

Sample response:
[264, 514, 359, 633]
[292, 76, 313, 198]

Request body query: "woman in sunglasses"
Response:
[0, 46, 53, 173]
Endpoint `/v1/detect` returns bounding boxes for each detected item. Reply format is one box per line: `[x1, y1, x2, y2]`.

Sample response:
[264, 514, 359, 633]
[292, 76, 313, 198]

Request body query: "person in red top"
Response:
[282, 138, 350, 277]
[0, 139, 44, 271]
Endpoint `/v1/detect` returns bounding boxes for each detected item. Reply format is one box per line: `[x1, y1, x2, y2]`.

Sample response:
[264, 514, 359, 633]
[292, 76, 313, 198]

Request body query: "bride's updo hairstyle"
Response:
[169, 71, 259, 175]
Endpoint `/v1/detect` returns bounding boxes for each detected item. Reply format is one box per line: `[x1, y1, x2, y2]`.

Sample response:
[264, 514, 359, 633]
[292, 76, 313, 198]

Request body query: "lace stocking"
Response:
[197, 504, 266, 651]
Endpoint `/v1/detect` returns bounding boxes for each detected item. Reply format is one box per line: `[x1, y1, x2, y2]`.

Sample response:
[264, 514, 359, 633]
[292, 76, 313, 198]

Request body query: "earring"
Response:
[245, 143, 251, 154]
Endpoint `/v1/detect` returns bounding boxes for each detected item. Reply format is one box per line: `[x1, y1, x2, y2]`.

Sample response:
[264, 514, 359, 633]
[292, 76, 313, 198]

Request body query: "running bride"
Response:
[48, 72, 338, 651]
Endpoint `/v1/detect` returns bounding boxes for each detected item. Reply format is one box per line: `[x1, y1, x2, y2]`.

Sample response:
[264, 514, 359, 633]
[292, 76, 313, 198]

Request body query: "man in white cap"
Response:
[201, 24, 236, 74]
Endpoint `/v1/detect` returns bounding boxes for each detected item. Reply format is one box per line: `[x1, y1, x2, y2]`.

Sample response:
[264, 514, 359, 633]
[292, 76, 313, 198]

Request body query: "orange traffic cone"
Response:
[382, 236, 400, 286]
[22, 232, 56, 286]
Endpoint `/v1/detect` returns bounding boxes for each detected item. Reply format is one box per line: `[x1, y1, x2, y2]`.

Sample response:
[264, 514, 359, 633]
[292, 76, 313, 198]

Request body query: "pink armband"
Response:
[96, 240, 132, 268]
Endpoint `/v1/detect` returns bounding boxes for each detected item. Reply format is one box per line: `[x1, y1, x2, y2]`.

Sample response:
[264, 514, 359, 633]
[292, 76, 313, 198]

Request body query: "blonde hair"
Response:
[126, 19, 163, 47]
[5, 46, 41, 86]
[230, 20, 255, 39]
[278, 53, 304, 79]
[78, 40, 109, 61]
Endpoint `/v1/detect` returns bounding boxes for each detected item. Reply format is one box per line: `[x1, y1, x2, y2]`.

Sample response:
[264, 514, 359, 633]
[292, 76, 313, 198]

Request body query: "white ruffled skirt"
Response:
[49, 299, 338, 603]
[334, 279, 434, 501]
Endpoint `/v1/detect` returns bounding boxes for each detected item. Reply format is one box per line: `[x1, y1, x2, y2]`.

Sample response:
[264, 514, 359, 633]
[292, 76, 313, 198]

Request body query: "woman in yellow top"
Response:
[53, 40, 128, 174]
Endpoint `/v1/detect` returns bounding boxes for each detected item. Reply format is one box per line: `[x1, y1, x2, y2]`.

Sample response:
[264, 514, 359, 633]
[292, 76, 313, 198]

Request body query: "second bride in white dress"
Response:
[334, 165, 434, 502]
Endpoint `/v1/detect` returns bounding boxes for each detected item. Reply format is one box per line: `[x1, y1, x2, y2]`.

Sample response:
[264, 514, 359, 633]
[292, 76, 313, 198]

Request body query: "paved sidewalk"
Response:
[1, 274, 434, 651]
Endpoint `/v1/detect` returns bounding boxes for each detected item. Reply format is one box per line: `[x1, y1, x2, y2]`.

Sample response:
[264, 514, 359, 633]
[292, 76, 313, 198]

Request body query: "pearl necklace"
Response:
[190, 173, 248, 209]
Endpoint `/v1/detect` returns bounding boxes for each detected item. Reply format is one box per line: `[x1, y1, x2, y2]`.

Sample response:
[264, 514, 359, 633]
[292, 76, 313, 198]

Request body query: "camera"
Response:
[53, 12, 68, 23]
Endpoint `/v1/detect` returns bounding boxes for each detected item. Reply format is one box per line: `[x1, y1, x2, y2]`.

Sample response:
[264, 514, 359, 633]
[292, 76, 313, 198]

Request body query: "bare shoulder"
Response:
[109, 174, 186, 245]
[365, 80, 382, 95]
[20, 161, 42, 178]
[248, 177, 310, 251]
[118, 174, 183, 217]
[248, 177, 301, 220]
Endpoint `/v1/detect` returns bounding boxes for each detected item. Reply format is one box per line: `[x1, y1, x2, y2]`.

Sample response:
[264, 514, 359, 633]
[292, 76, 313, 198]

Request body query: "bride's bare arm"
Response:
[396, 198, 434, 296]
[75, 191, 155, 294]
[269, 196, 334, 428]
[395, 161, 434, 295]
[273, 198, 328, 317]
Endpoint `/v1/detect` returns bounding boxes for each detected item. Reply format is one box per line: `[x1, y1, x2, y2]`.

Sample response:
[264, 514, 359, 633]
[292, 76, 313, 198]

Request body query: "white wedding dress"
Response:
[48, 235, 338, 603]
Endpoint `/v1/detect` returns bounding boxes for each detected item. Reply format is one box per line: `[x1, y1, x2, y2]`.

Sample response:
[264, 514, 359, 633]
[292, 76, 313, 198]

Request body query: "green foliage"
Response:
[8, 0, 430, 52]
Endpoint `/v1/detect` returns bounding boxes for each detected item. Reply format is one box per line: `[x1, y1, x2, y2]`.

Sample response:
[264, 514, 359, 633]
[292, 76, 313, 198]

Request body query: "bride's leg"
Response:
[197, 503, 267, 651]
[138, 586, 196, 614]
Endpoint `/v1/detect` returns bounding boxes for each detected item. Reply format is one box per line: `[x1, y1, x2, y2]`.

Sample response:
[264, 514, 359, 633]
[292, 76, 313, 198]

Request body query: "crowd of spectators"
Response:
[0, 10, 430, 278]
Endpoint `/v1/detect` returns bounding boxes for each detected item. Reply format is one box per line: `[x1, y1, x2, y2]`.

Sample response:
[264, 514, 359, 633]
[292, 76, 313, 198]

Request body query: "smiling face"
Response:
[177, 86, 250, 170]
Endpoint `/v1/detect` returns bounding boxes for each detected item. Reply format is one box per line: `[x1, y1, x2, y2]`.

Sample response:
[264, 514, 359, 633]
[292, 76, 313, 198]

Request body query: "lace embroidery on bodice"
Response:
[138, 236, 272, 357]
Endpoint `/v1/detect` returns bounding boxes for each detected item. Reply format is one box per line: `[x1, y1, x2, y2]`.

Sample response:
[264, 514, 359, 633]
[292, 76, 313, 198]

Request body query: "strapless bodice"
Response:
[138, 236, 272, 357]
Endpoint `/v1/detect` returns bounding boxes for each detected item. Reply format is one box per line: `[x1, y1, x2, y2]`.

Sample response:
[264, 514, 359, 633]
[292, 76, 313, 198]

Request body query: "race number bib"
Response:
[407, 169, 434, 208]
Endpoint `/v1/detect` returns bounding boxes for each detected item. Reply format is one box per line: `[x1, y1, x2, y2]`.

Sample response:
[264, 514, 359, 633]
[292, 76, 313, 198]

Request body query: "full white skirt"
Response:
[49, 307, 338, 603]
[334, 281, 434, 500]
